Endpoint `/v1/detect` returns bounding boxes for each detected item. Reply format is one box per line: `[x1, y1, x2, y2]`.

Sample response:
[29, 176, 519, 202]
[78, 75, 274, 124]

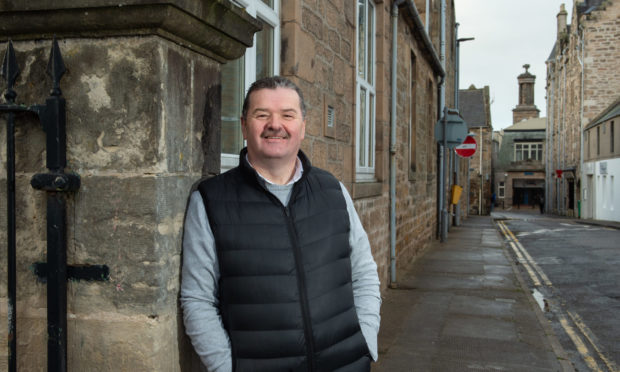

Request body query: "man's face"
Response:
[242, 87, 306, 166]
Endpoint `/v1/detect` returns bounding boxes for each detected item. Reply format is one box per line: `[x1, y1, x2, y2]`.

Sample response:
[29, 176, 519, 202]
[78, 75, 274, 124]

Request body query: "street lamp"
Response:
[454, 23, 474, 225]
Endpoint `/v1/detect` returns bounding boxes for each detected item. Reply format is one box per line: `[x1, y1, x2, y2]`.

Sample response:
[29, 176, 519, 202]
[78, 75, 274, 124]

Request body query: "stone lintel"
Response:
[0, 1, 262, 62]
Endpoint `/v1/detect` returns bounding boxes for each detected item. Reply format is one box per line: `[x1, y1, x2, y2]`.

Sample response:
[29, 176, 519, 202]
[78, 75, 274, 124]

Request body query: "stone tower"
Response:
[512, 64, 540, 123]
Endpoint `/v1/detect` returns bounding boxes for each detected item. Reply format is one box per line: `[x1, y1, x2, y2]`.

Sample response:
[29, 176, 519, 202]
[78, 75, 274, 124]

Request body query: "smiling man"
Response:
[181, 76, 381, 372]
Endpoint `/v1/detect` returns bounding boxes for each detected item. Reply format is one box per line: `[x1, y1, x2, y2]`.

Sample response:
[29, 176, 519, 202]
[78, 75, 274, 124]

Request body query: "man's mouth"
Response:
[263, 135, 288, 139]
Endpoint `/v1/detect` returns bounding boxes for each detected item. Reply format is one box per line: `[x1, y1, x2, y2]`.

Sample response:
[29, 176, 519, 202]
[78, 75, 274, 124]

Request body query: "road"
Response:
[492, 209, 620, 372]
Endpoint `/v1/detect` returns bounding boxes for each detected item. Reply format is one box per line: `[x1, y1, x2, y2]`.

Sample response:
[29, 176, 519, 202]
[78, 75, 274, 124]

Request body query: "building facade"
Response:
[583, 99, 620, 221]
[546, 0, 620, 218]
[494, 65, 546, 210]
[495, 118, 546, 210]
[0, 0, 461, 369]
[459, 85, 493, 215]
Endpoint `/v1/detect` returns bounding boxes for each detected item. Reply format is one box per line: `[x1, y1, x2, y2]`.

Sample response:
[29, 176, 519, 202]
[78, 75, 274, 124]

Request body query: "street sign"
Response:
[455, 135, 476, 158]
[434, 108, 468, 148]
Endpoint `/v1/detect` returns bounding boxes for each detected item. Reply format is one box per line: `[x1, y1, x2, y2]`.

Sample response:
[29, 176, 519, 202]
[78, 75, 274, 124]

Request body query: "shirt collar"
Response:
[245, 154, 304, 186]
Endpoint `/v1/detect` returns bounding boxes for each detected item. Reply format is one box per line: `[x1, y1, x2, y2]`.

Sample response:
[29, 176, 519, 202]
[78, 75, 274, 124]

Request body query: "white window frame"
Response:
[498, 181, 505, 198]
[514, 142, 543, 161]
[221, 0, 281, 171]
[355, 0, 376, 181]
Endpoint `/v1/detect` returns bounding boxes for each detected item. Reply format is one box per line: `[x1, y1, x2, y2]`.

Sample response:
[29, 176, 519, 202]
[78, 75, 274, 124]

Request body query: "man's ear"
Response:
[301, 119, 306, 140]
[241, 117, 248, 140]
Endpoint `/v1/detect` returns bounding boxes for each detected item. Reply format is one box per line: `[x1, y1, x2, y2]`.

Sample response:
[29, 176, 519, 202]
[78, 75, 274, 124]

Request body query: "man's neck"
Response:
[247, 156, 298, 185]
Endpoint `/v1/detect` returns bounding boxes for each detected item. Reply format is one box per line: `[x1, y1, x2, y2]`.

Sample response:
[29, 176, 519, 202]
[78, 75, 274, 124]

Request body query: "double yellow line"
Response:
[496, 220, 618, 372]
[497, 221, 551, 287]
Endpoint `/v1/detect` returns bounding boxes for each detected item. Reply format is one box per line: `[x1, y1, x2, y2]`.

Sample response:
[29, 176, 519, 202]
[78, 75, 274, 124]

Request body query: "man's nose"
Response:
[265, 114, 284, 129]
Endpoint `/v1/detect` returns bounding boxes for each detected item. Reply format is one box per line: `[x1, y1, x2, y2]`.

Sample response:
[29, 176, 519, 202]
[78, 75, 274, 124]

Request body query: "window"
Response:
[498, 181, 505, 198]
[597, 126, 600, 156]
[427, 79, 434, 173]
[587, 130, 591, 159]
[356, 0, 376, 180]
[514, 142, 543, 161]
[220, 0, 280, 171]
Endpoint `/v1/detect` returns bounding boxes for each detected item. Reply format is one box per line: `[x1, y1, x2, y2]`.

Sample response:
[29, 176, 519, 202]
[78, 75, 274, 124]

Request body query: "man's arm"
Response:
[180, 191, 232, 372]
[340, 183, 382, 361]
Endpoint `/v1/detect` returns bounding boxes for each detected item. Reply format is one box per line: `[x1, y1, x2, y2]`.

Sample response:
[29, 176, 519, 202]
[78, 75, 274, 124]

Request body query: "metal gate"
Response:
[1, 39, 108, 372]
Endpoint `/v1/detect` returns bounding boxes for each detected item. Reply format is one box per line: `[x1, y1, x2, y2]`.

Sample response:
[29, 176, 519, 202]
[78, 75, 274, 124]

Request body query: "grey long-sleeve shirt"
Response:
[181, 176, 381, 372]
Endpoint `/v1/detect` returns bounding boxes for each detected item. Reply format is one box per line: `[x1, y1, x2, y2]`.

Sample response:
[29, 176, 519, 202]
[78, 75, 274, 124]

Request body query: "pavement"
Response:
[372, 215, 573, 372]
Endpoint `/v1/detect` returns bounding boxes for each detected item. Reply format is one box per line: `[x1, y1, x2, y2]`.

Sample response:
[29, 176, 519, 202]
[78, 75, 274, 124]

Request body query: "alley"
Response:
[495, 210, 620, 372]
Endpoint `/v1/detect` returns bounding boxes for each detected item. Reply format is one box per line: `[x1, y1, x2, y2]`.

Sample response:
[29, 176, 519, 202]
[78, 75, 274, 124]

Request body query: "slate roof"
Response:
[458, 89, 489, 129]
[585, 97, 620, 129]
[547, 41, 557, 62]
[504, 117, 546, 131]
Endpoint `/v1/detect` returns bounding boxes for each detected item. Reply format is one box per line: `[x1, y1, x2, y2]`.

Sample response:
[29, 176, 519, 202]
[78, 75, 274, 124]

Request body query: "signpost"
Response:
[435, 108, 468, 242]
[455, 135, 477, 158]
[434, 108, 468, 148]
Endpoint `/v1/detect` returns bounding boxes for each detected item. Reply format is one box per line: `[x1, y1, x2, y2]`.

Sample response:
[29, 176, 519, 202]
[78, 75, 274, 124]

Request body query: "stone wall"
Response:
[281, 1, 356, 182]
[0, 1, 259, 370]
[280, 0, 456, 288]
[280, 0, 392, 288]
[391, 14, 440, 277]
[468, 126, 493, 215]
[546, 0, 620, 215]
[0, 35, 219, 371]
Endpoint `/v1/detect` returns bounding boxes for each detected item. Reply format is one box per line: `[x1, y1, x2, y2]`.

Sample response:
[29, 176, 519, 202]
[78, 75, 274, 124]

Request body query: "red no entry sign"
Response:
[455, 135, 477, 158]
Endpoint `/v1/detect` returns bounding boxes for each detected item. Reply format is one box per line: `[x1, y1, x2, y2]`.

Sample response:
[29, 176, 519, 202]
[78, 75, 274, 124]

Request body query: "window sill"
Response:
[351, 181, 382, 199]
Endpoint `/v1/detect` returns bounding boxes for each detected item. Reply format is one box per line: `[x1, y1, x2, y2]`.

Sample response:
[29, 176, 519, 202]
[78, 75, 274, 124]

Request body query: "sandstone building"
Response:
[546, 0, 620, 218]
[495, 118, 547, 210]
[459, 85, 493, 215]
[0, 0, 462, 370]
[494, 66, 546, 210]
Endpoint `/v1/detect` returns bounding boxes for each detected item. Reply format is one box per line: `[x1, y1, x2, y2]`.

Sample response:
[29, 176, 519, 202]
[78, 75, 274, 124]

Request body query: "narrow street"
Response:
[493, 208, 620, 372]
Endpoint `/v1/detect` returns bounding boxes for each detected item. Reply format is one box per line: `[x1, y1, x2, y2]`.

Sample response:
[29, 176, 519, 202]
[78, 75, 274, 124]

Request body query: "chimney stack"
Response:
[557, 4, 568, 37]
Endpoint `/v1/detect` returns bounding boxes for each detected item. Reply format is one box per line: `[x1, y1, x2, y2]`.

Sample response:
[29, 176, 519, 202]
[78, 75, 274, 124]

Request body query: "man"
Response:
[181, 76, 381, 372]
[537, 194, 544, 214]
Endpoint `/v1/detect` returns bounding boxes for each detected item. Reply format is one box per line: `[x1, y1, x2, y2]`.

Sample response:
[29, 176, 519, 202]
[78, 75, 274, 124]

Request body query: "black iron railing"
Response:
[1, 39, 108, 372]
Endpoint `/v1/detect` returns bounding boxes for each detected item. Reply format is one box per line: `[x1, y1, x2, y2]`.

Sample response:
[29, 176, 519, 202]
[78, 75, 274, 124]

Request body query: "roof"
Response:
[577, 0, 604, 15]
[399, 1, 445, 78]
[458, 89, 489, 128]
[547, 41, 557, 62]
[504, 117, 546, 131]
[585, 97, 620, 130]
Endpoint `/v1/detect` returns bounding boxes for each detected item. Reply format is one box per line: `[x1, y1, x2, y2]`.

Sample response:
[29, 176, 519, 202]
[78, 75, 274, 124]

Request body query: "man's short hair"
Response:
[241, 76, 307, 120]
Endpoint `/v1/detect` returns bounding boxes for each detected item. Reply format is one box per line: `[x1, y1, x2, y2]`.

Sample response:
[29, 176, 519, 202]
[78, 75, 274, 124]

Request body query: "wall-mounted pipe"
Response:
[577, 25, 585, 218]
[389, 0, 405, 286]
[439, 0, 447, 241]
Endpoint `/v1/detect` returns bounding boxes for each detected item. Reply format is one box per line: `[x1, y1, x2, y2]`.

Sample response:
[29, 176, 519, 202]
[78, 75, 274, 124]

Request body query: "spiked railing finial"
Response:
[1, 40, 20, 102]
[46, 38, 66, 96]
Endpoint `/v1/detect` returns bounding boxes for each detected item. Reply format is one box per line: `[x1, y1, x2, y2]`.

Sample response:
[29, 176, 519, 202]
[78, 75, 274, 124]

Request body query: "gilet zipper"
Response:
[284, 206, 316, 371]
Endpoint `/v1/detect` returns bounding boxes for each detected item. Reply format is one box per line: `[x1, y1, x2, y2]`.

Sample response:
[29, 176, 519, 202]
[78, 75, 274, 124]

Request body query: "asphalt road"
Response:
[492, 209, 619, 372]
